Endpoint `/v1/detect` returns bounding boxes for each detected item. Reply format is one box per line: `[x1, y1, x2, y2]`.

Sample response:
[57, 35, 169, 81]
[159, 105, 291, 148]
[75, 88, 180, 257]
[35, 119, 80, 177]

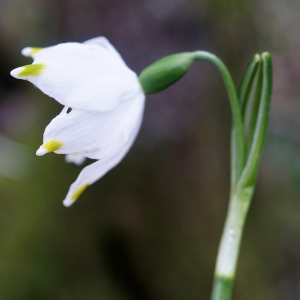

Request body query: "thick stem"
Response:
[210, 53, 272, 300]
[211, 187, 253, 300]
[192, 51, 245, 187]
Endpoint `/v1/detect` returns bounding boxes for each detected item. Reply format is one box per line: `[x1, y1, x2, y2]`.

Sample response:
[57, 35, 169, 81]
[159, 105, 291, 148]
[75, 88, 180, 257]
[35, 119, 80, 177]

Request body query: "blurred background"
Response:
[0, 0, 300, 299]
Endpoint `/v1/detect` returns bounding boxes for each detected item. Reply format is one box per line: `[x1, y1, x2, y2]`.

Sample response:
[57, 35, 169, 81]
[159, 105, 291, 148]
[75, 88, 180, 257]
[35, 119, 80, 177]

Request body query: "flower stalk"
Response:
[190, 51, 245, 188]
[139, 50, 272, 300]
[211, 52, 272, 300]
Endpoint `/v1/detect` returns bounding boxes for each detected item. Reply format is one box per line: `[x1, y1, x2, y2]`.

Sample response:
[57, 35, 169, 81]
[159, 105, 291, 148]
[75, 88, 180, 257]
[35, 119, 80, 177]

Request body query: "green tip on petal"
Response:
[43, 139, 63, 153]
[18, 63, 46, 77]
[30, 48, 43, 55]
[22, 47, 43, 57]
[70, 183, 89, 201]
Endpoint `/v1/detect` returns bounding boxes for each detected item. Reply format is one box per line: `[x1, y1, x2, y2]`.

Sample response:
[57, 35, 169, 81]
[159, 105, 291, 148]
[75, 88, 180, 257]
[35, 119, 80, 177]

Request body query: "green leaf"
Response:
[237, 52, 272, 189]
[238, 54, 261, 109]
[243, 63, 263, 156]
[238, 54, 264, 156]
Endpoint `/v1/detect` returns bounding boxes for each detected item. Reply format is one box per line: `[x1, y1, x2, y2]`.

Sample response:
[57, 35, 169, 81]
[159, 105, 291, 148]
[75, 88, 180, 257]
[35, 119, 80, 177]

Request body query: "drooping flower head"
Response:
[11, 37, 145, 206]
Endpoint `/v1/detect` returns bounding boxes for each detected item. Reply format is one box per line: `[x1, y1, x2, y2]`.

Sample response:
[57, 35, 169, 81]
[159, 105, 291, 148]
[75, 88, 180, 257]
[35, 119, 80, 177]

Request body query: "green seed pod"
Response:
[138, 52, 194, 94]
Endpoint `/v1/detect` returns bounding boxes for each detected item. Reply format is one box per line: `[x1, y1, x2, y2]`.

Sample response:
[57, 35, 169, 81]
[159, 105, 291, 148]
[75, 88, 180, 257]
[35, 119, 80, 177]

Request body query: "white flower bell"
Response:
[11, 37, 145, 207]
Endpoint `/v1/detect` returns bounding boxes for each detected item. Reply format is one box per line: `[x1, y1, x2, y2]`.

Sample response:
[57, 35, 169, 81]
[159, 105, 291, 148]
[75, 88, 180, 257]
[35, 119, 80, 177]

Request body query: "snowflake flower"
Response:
[11, 37, 145, 206]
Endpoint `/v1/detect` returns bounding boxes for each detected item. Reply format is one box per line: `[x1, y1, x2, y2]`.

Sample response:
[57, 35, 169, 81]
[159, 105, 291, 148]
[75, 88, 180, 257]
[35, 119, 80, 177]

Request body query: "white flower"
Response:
[11, 37, 145, 207]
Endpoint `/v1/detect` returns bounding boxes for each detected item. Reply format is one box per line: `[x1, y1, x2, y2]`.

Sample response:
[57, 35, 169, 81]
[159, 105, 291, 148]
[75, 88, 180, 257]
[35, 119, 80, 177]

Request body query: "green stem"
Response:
[139, 51, 271, 300]
[210, 53, 272, 300]
[211, 187, 253, 300]
[192, 51, 245, 187]
[189, 53, 249, 300]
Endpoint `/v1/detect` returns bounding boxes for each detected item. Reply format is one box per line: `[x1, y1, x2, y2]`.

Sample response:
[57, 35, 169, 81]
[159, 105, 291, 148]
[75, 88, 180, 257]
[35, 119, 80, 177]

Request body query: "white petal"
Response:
[36, 147, 48, 156]
[63, 105, 143, 207]
[11, 42, 142, 111]
[65, 153, 87, 165]
[37, 92, 145, 158]
[83, 36, 126, 65]
[21, 47, 43, 58]
[21, 47, 33, 57]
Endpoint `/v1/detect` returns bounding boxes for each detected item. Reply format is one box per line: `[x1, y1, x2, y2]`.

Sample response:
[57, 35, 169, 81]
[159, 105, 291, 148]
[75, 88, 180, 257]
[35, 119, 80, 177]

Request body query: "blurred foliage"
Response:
[0, 0, 300, 299]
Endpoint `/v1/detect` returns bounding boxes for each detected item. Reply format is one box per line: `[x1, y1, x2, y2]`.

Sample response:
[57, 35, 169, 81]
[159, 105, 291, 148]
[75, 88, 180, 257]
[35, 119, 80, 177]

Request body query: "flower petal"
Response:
[65, 153, 87, 165]
[37, 92, 145, 158]
[21, 47, 43, 58]
[83, 36, 126, 65]
[63, 106, 143, 207]
[11, 42, 142, 111]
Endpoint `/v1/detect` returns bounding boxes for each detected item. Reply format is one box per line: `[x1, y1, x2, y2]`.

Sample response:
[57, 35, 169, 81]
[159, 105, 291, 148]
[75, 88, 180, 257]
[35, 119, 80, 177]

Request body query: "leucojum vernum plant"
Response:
[10, 36, 272, 300]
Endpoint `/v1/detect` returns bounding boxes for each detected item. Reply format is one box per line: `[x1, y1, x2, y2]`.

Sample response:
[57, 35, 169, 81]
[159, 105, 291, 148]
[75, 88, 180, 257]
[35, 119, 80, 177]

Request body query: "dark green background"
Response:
[0, 0, 299, 299]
